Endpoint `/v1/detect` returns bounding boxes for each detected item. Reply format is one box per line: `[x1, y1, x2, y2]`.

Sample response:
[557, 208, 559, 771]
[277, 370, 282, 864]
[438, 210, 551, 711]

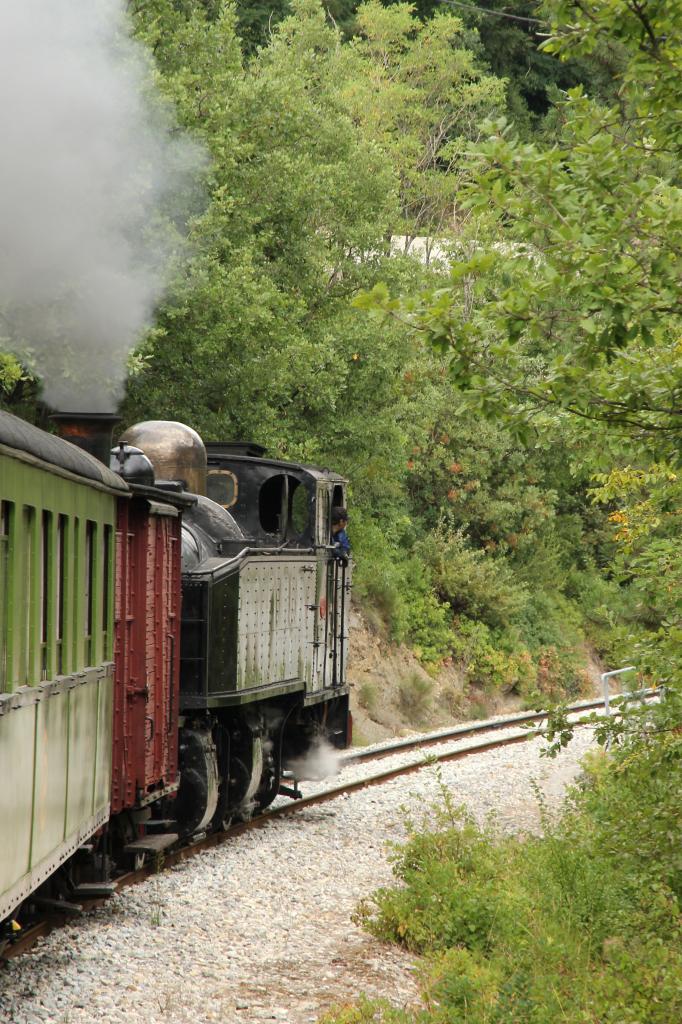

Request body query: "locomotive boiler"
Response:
[0, 410, 351, 931]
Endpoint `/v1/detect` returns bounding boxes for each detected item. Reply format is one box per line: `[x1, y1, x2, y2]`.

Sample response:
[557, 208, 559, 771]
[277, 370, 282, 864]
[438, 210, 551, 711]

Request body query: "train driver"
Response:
[331, 506, 351, 564]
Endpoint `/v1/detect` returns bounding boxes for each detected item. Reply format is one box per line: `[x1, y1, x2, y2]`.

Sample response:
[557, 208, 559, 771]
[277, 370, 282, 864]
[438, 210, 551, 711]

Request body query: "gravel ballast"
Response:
[0, 727, 596, 1024]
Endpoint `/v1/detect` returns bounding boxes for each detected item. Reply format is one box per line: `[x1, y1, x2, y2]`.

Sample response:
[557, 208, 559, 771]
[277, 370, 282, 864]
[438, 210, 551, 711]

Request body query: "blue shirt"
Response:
[333, 527, 351, 560]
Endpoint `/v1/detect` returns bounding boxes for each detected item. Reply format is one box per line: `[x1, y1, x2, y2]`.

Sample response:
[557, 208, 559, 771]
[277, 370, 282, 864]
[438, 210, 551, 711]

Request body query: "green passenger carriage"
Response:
[0, 413, 127, 924]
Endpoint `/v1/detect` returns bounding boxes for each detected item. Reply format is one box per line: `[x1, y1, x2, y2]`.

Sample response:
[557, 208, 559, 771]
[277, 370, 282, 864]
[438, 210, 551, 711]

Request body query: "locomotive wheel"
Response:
[176, 727, 220, 837]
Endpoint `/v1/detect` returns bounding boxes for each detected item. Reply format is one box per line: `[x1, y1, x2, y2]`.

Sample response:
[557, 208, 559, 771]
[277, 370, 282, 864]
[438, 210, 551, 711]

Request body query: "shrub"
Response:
[397, 672, 434, 725]
[357, 681, 379, 718]
[400, 587, 452, 666]
[417, 524, 529, 630]
[353, 512, 454, 668]
[450, 617, 537, 696]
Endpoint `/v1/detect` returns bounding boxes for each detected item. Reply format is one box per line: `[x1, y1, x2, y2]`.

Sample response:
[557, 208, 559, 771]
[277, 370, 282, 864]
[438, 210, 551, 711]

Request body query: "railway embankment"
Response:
[346, 610, 604, 744]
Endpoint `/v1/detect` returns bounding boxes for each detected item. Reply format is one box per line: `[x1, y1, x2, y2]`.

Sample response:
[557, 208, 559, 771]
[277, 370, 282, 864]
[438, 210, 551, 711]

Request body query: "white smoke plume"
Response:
[286, 739, 341, 782]
[0, 0, 202, 411]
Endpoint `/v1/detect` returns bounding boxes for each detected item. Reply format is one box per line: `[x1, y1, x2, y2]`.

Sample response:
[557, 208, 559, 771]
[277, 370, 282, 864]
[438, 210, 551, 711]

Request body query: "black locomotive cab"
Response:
[205, 442, 346, 554]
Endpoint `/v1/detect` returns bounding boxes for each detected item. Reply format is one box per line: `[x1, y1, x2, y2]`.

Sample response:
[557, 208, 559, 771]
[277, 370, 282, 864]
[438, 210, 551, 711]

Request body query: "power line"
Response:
[438, 0, 548, 26]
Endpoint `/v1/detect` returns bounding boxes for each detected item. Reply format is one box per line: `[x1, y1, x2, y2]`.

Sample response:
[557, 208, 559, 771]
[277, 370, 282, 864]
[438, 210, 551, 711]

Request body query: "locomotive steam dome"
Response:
[120, 420, 207, 495]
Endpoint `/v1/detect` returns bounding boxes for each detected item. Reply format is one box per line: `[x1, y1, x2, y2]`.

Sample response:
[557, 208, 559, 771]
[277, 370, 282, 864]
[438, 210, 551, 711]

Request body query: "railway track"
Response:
[2, 689, 656, 963]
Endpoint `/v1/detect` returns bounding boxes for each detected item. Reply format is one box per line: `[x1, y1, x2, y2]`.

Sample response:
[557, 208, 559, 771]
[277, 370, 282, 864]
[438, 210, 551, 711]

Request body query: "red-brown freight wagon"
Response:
[110, 467, 193, 818]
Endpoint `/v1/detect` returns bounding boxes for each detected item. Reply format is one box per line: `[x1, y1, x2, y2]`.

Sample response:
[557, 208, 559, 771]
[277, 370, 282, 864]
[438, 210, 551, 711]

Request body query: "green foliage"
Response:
[340, 2, 506, 240]
[359, 0, 682, 440]
[354, 0, 682, 707]
[418, 523, 529, 630]
[449, 616, 534, 695]
[401, 586, 453, 666]
[0, 351, 24, 398]
[344, 727, 682, 1023]
[319, 997, 404, 1024]
[589, 464, 682, 690]
[351, 519, 452, 667]
[450, 0, 621, 133]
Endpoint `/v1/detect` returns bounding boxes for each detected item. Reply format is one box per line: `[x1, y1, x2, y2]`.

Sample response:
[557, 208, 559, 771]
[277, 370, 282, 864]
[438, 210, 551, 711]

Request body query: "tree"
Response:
[359, 1, 682, 439]
[358, 0, 682, 689]
[338, 2, 506, 247]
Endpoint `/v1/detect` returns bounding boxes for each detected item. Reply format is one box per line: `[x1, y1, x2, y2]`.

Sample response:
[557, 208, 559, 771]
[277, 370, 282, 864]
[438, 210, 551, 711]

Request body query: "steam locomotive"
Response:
[0, 410, 350, 930]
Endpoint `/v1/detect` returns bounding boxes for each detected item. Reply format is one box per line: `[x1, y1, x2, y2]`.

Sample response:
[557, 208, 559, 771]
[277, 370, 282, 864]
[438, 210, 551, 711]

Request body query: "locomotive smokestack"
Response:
[50, 412, 121, 466]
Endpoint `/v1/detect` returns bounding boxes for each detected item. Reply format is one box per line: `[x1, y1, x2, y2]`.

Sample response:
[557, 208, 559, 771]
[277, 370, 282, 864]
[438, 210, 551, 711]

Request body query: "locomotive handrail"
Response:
[228, 543, 316, 558]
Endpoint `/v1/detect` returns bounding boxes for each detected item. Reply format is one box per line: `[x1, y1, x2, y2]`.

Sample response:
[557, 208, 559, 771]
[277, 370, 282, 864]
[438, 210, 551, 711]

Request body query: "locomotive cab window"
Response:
[259, 474, 286, 536]
[207, 469, 238, 510]
[332, 484, 345, 513]
[288, 479, 309, 539]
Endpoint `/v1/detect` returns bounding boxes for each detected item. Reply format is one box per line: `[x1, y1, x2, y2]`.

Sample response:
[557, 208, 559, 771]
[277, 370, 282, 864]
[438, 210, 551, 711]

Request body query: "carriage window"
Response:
[85, 520, 96, 662]
[0, 502, 12, 691]
[207, 469, 238, 509]
[56, 515, 66, 674]
[102, 524, 112, 658]
[289, 481, 309, 536]
[40, 510, 52, 678]
[23, 505, 35, 683]
[259, 475, 286, 535]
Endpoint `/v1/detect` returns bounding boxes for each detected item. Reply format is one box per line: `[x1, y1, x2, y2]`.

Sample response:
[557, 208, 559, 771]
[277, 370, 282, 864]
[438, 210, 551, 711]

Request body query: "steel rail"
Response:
[340, 687, 658, 766]
[1, 688, 657, 962]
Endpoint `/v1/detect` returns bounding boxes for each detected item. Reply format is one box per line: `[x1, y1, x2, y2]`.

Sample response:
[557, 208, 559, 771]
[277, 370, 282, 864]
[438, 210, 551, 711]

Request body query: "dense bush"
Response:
[417, 524, 529, 632]
[333, 709, 682, 1023]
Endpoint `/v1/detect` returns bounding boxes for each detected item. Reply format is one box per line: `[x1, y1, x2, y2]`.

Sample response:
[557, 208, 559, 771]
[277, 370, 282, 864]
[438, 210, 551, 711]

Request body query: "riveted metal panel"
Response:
[206, 572, 238, 693]
[0, 700, 35, 907]
[236, 558, 315, 691]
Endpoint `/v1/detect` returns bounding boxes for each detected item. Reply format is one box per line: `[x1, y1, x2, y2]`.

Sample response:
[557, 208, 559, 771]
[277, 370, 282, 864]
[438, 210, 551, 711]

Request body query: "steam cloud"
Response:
[286, 739, 341, 782]
[0, 0, 202, 411]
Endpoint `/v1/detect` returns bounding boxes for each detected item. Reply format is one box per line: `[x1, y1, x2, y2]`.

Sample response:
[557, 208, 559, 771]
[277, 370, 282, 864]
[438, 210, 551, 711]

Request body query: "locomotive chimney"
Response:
[50, 412, 121, 466]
